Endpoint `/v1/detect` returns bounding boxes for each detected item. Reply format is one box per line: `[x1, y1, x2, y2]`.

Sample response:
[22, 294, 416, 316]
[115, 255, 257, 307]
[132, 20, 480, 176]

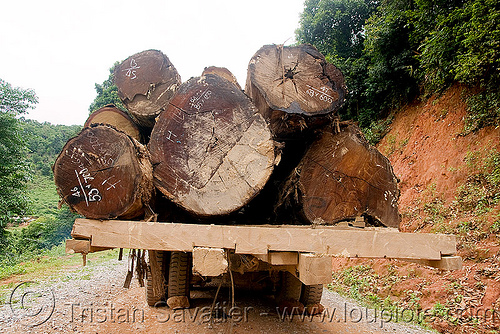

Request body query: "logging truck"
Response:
[60, 46, 461, 309]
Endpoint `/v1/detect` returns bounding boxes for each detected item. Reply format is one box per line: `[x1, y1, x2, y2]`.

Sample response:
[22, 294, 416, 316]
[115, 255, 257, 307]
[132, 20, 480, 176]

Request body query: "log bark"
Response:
[114, 49, 181, 129]
[85, 104, 142, 142]
[149, 74, 276, 217]
[53, 125, 153, 219]
[278, 124, 400, 228]
[245, 44, 347, 139]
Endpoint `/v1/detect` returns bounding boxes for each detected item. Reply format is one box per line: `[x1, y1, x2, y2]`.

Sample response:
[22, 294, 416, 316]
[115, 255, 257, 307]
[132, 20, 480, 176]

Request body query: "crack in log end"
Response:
[114, 50, 181, 128]
[183, 118, 273, 216]
[285, 68, 295, 80]
[204, 111, 218, 154]
[151, 74, 274, 216]
[190, 114, 268, 189]
[287, 125, 400, 228]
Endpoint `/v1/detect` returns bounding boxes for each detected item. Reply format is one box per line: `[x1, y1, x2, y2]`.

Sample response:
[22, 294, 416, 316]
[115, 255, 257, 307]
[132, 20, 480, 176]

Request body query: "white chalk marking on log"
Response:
[166, 130, 177, 143]
[123, 58, 140, 80]
[192, 88, 210, 102]
[101, 175, 115, 185]
[71, 186, 81, 198]
[106, 180, 121, 191]
[88, 188, 102, 202]
[75, 169, 89, 207]
[79, 167, 94, 183]
[305, 85, 335, 102]
[172, 108, 185, 122]
[189, 88, 212, 111]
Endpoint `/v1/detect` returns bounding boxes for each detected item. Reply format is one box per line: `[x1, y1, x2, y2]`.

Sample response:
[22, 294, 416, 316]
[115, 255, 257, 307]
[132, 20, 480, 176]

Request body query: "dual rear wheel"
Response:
[145, 250, 191, 307]
[277, 271, 323, 306]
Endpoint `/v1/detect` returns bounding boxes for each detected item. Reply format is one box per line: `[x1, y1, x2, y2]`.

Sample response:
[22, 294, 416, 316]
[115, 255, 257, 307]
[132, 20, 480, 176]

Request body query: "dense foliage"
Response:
[0, 79, 38, 231]
[2, 207, 75, 261]
[296, 0, 500, 139]
[412, 0, 500, 132]
[88, 62, 126, 114]
[16, 119, 81, 252]
[0, 82, 81, 259]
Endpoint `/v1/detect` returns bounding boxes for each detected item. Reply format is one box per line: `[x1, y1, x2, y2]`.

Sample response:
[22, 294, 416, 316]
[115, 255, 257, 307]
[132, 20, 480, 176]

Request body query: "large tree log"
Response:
[149, 74, 276, 217]
[245, 44, 347, 139]
[53, 125, 153, 219]
[278, 124, 400, 228]
[85, 104, 142, 142]
[114, 49, 181, 129]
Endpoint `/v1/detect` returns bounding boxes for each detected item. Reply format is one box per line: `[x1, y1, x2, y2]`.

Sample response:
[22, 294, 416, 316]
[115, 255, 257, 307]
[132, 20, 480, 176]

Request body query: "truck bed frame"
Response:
[66, 218, 461, 286]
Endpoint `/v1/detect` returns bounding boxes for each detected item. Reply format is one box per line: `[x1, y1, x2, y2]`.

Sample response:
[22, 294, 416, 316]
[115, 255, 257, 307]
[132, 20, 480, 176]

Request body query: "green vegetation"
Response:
[27, 175, 61, 216]
[0, 79, 38, 234]
[296, 0, 500, 141]
[0, 117, 82, 275]
[457, 149, 500, 213]
[0, 82, 82, 277]
[327, 264, 431, 328]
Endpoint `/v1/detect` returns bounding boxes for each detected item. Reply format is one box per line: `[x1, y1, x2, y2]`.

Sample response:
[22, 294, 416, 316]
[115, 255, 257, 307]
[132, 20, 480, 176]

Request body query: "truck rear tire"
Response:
[277, 272, 323, 306]
[146, 250, 168, 307]
[300, 284, 323, 306]
[167, 251, 191, 299]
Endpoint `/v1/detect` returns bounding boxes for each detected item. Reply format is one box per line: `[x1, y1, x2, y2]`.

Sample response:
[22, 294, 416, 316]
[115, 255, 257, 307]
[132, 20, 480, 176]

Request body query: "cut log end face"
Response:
[54, 126, 152, 219]
[299, 125, 400, 228]
[114, 49, 181, 128]
[149, 74, 275, 216]
[247, 44, 347, 116]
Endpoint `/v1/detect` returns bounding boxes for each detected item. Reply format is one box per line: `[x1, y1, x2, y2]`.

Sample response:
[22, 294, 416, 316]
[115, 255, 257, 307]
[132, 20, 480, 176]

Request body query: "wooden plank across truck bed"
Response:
[67, 218, 461, 273]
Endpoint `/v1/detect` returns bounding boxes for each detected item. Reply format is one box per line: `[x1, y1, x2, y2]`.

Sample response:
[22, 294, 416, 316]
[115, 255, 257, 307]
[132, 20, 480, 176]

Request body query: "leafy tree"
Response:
[0, 79, 38, 231]
[296, 0, 418, 127]
[88, 62, 126, 113]
[296, 0, 379, 61]
[362, 0, 418, 118]
[296, 0, 380, 125]
[411, 0, 500, 131]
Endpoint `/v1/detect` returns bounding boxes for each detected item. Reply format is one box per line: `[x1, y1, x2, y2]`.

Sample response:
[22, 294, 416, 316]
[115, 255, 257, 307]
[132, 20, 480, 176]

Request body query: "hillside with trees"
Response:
[0, 79, 81, 271]
[0, 79, 37, 233]
[296, 0, 499, 141]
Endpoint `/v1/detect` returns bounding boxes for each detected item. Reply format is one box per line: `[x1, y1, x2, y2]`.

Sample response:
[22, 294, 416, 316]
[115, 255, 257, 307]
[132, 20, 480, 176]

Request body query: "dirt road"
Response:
[0, 254, 433, 334]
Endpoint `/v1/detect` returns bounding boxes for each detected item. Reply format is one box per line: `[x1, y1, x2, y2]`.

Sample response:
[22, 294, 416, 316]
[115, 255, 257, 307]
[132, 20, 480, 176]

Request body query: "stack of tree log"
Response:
[53, 46, 400, 228]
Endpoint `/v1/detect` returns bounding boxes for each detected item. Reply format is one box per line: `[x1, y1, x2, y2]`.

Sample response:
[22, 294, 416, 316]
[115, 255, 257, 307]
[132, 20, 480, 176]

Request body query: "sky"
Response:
[0, 0, 305, 126]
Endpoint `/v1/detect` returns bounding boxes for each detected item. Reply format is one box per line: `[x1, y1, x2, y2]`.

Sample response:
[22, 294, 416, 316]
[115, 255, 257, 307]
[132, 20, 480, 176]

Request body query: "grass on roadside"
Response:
[0, 243, 120, 304]
[0, 242, 120, 286]
[327, 264, 439, 330]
